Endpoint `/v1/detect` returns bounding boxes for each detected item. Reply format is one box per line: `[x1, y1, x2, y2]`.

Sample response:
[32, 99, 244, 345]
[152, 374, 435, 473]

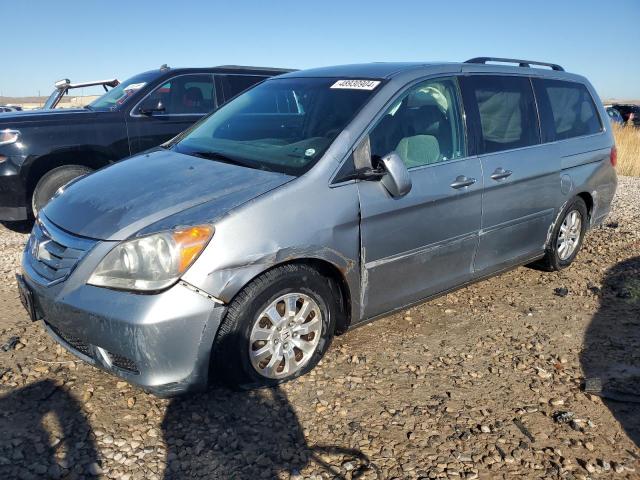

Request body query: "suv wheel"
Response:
[32, 165, 93, 216]
[212, 264, 338, 389]
[535, 197, 588, 271]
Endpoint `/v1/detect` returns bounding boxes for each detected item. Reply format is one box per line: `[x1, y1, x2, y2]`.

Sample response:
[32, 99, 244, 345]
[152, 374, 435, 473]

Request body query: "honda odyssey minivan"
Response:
[18, 58, 617, 395]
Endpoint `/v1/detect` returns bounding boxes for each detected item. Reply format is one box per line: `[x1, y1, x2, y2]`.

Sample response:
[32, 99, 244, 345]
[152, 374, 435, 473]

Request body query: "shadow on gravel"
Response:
[162, 385, 378, 479]
[0, 379, 99, 478]
[581, 255, 640, 447]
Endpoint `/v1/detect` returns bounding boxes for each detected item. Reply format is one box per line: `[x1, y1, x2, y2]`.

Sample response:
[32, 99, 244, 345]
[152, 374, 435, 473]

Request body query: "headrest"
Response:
[406, 86, 448, 113]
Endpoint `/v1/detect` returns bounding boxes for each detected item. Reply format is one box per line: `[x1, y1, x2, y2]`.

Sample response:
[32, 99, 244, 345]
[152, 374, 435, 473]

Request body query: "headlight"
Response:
[0, 129, 20, 146]
[88, 225, 214, 291]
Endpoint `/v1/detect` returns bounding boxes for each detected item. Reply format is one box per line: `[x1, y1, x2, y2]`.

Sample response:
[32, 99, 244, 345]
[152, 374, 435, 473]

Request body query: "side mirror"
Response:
[378, 152, 412, 198]
[138, 98, 166, 115]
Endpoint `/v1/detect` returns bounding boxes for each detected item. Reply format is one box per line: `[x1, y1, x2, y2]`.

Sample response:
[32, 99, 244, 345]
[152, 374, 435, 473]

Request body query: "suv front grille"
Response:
[47, 322, 92, 358]
[27, 216, 96, 286]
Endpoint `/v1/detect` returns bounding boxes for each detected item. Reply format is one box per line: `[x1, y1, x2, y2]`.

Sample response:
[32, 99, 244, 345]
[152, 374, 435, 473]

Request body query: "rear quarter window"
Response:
[533, 79, 602, 141]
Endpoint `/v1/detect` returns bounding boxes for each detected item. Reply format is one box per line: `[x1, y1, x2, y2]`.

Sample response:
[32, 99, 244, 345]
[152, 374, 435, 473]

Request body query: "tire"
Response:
[212, 264, 338, 389]
[31, 165, 93, 216]
[534, 197, 588, 271]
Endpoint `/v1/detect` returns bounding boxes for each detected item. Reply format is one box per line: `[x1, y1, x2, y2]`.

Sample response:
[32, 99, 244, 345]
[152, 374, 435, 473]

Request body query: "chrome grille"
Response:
[27, 216, 96, 286]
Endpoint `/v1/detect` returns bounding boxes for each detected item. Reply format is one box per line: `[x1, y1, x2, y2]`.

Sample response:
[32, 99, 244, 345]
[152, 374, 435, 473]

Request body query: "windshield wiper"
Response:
[187, 150, 251, 169]
[83, 104, 94, 111]
[183, 151, 273, 172]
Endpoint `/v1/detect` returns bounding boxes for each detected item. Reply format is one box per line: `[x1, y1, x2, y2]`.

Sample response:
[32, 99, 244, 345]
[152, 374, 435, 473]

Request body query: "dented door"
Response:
[357, 157, 483, 319]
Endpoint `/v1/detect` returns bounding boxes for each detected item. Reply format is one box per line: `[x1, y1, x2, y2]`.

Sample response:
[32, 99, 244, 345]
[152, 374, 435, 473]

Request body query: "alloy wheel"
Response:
[249, 293, 322, 379]
[557, 209, 582, 261]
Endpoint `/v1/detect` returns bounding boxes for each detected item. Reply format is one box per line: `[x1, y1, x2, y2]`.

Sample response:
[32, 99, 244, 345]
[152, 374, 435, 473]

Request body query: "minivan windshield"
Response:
[173, 77, 380, 175]
[89, 72, 159, 111]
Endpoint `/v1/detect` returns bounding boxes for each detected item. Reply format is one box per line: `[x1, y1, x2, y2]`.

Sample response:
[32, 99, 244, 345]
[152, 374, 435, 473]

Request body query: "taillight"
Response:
[610, 145, 617, 167]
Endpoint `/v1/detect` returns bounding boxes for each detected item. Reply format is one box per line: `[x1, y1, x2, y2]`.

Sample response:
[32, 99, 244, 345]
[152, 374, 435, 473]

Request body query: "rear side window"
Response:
[533, 79, 602, 141]
[215, 75, 267, 103]
[461, 75, 540, 154]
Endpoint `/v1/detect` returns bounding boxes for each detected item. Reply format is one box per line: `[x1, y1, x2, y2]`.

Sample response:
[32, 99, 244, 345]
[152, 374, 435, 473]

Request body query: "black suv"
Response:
[0, 65, 291, 221]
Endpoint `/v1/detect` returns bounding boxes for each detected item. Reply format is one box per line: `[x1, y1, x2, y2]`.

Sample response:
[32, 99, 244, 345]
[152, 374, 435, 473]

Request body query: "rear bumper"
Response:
[21, 267, 226, 397]
[0, 156, 28, 221]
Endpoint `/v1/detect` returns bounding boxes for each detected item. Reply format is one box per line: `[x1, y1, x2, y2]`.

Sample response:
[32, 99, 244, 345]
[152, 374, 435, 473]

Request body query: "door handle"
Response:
[490, 168, 513, 181]
[450, 175, 477, 189]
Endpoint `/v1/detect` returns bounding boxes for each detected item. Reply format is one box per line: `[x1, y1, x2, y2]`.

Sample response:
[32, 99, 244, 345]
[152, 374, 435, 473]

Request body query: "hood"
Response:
[0, 108, 94, 125]
[43, 149, 293, 241]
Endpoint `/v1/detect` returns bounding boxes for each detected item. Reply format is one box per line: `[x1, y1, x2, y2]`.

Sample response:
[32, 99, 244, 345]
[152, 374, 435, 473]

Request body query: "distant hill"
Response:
[0, 96, 48, 105]
[603, 99, 640, 105]
[0, 95, 99, 109]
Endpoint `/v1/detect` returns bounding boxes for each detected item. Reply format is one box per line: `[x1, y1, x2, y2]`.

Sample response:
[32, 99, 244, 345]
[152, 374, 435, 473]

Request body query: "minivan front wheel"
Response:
[536, 197, 588, 271]
[32, 165, 93, 216]
[212, 264, 337, 389]
[249, 292, 323, 379]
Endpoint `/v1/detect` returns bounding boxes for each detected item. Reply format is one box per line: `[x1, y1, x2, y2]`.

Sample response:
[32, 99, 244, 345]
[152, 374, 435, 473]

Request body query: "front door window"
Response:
[139, 74, 215, 115]
[369, 77, 466, 168]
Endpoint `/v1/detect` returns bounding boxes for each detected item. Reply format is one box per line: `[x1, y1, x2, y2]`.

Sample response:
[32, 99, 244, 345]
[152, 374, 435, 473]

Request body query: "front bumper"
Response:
[21, 270, 226, 397]
[0, 155, 28, 221]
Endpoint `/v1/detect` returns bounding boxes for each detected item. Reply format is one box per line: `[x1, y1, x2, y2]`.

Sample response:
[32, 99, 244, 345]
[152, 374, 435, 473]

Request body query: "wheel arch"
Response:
[25, 149, 113, 200]
[575, 191, 594, 223]
[544, 192, 593, 252]
[219, 256, 354, 335]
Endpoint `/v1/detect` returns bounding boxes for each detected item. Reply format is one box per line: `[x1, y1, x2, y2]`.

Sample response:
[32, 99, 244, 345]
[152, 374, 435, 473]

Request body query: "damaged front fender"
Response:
[199, 245, 357, 309]
[181, 176, 363, 327]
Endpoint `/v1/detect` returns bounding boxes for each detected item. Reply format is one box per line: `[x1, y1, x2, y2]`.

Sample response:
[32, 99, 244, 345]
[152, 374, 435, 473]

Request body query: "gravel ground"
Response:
[0, 177, 639, 480]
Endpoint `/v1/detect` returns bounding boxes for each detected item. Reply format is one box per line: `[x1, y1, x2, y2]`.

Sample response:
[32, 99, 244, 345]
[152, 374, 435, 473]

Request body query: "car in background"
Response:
[0, 64, 292, 221]
[42, 78, 121, 110]
[0, 105, 22, 113]
[609, 103, 640, 127]
[604, 105, 625, 125]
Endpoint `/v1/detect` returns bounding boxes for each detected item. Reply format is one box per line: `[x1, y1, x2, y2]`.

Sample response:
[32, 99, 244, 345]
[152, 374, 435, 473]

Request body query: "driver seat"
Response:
[182, 87, 204, 112]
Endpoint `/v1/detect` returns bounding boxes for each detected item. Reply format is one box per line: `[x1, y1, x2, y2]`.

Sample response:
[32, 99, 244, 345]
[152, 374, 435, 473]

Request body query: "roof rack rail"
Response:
[465, 57, 564, 72]
[215, 65, 295, 72]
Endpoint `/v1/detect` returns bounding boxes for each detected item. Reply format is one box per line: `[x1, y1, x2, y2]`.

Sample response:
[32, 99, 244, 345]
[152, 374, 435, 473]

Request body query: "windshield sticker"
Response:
[331, 79, 381, 91]
[116, 92, 134, 106]
[124, 82, 146, 92]
[115, 83, 147, 106]
[304, 148, 316, 157]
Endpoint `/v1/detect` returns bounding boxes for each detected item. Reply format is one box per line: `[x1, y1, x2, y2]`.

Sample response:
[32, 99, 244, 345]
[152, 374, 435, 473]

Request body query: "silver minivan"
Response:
[18, 58, 617, 395]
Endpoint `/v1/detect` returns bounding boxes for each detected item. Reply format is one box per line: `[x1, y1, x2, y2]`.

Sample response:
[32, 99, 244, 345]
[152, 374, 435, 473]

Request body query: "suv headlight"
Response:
[0, 129, 20, 146]
[88, 225, 214, 291]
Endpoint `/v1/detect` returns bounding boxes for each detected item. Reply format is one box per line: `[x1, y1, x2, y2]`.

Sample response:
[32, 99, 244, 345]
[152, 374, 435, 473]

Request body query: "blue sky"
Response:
[4, 0, 639, 99]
